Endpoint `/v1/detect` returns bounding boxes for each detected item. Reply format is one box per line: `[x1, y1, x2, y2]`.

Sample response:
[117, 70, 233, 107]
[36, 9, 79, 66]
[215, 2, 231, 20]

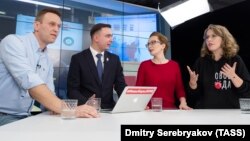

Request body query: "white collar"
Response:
[90, 46, 104, 57]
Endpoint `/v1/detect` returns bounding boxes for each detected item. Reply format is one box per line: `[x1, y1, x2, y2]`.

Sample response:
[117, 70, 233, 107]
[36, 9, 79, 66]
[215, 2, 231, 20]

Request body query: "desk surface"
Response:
[0, 109, 249, 141]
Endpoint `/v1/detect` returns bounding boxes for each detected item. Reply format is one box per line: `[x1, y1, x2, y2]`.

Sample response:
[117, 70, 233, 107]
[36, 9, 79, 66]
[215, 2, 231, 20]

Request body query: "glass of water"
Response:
[151, 98, 162, 112]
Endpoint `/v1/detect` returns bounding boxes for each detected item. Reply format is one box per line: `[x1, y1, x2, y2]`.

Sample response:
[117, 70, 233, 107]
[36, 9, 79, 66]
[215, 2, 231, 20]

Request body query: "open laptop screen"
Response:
[101, 86, 157, 113]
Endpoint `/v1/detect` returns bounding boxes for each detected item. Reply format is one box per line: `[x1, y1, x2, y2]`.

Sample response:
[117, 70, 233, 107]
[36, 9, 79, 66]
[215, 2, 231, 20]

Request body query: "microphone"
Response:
[36, 64, 41, 69]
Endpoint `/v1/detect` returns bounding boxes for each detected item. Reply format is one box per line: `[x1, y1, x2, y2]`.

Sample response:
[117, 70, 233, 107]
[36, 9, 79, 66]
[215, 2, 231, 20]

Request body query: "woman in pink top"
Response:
[136, 32, 192, 110]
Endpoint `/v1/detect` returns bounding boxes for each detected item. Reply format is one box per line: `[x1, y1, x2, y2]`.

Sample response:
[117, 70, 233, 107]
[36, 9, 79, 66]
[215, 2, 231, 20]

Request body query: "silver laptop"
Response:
[101, 86, 157, 113]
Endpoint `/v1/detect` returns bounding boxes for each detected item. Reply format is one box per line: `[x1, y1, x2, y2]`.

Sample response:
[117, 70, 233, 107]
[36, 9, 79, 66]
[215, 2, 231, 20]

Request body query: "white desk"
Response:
[0, 109, 249, 141]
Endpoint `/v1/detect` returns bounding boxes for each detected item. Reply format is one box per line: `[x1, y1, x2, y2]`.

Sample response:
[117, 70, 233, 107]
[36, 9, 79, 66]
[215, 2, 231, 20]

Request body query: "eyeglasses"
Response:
[145, 40, 162, 48]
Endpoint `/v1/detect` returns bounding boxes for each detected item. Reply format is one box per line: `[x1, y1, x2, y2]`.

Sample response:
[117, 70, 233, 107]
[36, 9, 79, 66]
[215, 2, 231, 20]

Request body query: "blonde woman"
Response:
[187, 24, 250, 109]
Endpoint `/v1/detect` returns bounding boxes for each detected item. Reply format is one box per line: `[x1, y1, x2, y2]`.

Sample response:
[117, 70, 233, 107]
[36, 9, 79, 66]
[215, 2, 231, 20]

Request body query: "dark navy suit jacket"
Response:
[67, 48, 127, 109]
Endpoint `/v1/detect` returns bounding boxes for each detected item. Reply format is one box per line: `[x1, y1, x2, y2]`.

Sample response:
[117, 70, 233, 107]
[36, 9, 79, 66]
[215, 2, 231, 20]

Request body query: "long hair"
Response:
[200, 24, 239, 58]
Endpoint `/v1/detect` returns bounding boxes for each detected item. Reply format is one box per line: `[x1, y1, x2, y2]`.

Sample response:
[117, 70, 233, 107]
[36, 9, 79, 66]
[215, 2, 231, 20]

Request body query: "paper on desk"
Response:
[31, 105, 42, 112]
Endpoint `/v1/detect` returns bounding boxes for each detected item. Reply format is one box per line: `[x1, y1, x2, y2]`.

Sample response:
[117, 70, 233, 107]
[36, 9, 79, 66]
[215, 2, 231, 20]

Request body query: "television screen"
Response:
[16, 14, 83, 51]
[95, 14, 157, 62]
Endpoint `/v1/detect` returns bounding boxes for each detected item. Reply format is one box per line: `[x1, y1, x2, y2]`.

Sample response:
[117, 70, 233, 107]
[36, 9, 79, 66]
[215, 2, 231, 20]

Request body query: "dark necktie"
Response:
[96, 54, 103, 81]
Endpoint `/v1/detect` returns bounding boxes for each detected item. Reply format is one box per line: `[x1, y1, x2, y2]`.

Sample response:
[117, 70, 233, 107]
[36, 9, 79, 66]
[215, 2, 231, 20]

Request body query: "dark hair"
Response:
[149, 32, 169, 54]
[35, 8, 61, 22]
[90, 23, 111, 39]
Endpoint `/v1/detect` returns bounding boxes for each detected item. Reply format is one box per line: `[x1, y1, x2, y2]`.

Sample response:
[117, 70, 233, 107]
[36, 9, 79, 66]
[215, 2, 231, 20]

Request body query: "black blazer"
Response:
[67, 48, 127, 109]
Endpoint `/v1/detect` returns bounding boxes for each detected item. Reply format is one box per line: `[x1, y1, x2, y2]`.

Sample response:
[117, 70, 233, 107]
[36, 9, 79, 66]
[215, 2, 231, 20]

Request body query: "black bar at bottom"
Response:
[121, 125, 250, 141]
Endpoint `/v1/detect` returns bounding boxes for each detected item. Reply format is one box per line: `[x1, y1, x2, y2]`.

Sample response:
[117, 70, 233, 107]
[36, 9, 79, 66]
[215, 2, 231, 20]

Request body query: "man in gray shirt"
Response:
[0, 8, 98, 126]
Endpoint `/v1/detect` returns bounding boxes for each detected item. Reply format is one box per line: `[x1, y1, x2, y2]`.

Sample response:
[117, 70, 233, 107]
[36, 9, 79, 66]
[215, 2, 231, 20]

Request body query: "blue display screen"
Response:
[16, 14, 83, 51]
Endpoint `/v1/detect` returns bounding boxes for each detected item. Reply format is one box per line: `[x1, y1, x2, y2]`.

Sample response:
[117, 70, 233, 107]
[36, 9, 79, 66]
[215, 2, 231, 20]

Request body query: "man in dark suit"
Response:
[67, 23, 127, 109]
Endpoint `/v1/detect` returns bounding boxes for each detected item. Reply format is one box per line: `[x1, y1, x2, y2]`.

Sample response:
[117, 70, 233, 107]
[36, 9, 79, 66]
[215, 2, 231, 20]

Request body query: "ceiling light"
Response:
[16, 0, 71, 10]
[159, 0, 211, 28]
[0, 11, 6, 15]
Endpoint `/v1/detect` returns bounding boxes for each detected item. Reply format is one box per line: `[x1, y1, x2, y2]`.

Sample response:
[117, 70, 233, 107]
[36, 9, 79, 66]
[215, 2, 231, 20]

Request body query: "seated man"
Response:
[0, 8, 98, 126]
[67, 23, 127, 109]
